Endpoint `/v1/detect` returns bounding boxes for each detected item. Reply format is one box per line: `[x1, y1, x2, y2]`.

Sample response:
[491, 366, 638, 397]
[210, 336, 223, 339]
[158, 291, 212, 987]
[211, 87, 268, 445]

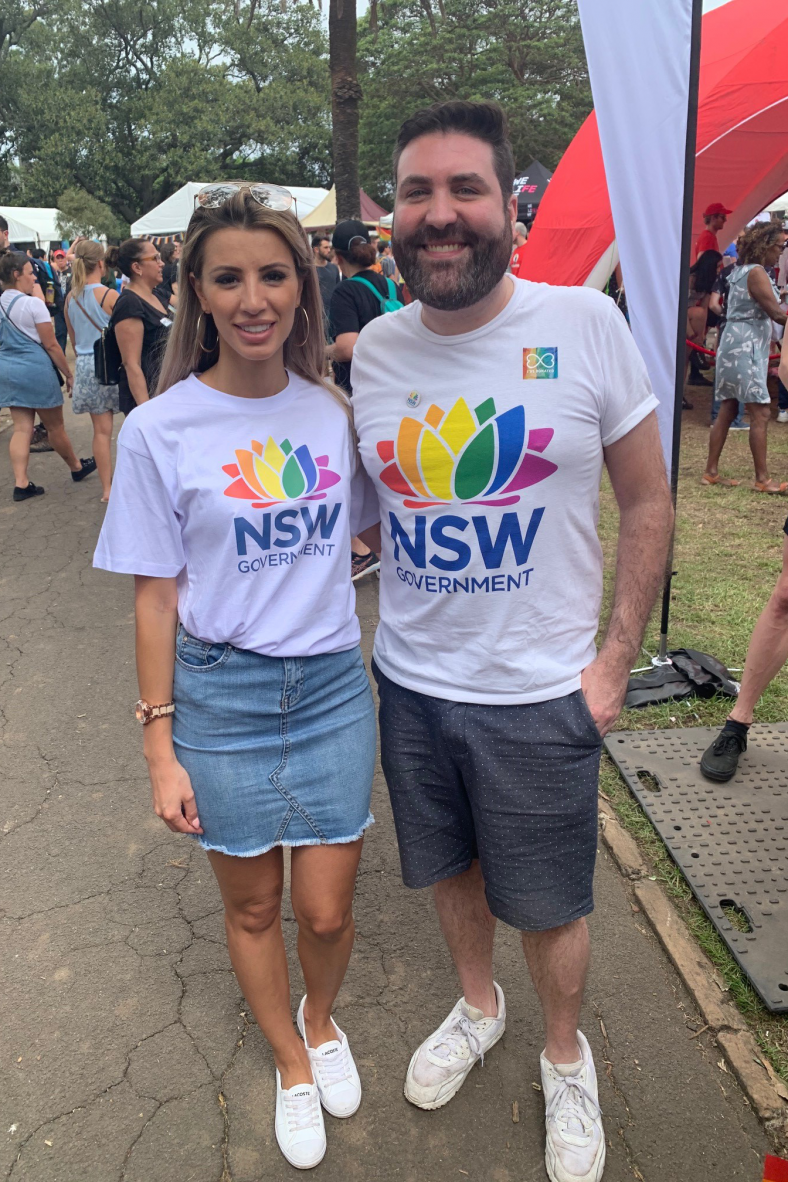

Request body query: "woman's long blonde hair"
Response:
[71, 240, 106, 298]
[156, 189, 348, 416]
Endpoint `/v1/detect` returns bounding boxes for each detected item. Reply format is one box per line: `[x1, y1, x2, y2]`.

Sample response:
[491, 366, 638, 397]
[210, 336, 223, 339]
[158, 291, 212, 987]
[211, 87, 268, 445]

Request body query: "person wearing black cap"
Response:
[326, 220, 388, 580]
[326, 220, 392, 397]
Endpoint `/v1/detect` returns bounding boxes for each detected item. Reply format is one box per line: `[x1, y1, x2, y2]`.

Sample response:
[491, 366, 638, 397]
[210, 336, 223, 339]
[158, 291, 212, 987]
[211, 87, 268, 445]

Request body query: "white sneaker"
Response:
[777, 410, 788, 424]
[296, 995, 362, 1118]
[404, 981, 506, 1110]
[541, 1030, 606, 1182]
[274, 1069, 326, 1170]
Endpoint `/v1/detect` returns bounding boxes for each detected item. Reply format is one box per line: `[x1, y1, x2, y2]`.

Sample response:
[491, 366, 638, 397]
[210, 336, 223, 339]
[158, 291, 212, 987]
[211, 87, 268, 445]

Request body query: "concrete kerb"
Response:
[599, 799, 788, 1150]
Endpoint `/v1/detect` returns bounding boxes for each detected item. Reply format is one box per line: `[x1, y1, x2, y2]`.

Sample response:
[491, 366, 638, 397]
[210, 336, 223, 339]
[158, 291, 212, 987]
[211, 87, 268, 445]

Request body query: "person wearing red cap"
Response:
[695, 202, 731, 261]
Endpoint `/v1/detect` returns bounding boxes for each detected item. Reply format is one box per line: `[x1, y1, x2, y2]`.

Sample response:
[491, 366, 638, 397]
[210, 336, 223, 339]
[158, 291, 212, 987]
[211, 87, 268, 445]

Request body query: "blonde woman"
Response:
[64, 240, 120, 501]
[94, 186, 380, 1170]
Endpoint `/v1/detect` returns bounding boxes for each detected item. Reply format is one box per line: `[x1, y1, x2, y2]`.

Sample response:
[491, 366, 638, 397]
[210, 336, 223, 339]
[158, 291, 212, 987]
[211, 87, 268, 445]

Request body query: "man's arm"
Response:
[582, 411, 674, 735]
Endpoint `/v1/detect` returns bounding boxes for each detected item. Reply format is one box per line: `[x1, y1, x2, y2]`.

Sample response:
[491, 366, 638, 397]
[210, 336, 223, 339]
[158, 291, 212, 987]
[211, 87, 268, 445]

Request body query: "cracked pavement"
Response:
[0, 406, 772, 1181]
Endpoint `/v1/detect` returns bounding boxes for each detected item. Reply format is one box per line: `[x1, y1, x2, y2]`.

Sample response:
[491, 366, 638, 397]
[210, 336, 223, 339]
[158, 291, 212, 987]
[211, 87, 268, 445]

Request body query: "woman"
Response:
[64, 240, 120, 502]
[327, 219, 392, 579]
[94, 186, 379, 1170]
[111, 238, 171, 415]
[0, 251, 96, 502]
[703, 223, 788, 492]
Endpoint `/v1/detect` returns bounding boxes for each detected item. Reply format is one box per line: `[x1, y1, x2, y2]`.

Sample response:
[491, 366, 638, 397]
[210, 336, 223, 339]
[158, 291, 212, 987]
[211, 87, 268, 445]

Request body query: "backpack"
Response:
[349, 274, 404, 314]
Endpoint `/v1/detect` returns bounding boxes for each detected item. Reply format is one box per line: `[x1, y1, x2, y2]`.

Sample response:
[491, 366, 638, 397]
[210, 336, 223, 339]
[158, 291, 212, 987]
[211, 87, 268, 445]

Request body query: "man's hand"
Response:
[581, 653, 630, 738]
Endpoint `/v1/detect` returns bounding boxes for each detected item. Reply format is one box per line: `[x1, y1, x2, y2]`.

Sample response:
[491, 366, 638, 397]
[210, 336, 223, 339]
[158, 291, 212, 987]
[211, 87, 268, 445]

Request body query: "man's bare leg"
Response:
[433, 860, 497, 1015]
[730, 537, 788, 724]
[522, 918, 589, 1065]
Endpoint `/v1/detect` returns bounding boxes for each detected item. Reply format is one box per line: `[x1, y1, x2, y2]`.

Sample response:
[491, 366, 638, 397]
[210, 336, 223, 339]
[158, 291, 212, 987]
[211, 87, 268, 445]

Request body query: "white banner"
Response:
[575, 0, 694, 469]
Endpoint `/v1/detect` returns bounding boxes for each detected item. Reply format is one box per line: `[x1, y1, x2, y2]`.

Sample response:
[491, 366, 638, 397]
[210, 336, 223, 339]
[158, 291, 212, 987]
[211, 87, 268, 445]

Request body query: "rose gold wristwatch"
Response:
[135, 699, 175, 725]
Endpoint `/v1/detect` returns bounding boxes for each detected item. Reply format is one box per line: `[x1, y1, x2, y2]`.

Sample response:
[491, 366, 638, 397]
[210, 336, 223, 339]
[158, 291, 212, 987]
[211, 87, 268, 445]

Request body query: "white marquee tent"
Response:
[0, 206, 62, 246]
[130, 183, 330, 237]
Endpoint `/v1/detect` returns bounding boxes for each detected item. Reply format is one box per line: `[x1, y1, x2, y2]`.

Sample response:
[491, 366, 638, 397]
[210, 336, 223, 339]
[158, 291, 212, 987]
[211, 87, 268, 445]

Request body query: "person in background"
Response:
[0, 251, 96, 501]
[509, 220, 528, 277]
[695, 202, 730, 261]
[326, 219, 385, 580]
[378, 240, 396, 279]
[159, 241, 181, 309]
[64, 239, 120, 501]
[111, 238, 171, 415]
[50, 249, 70, 351]
[703, 223, 788, 492]
[0, 214, 9, 252]
[311, 233, 340, 316]
[709, 237, 747, 429]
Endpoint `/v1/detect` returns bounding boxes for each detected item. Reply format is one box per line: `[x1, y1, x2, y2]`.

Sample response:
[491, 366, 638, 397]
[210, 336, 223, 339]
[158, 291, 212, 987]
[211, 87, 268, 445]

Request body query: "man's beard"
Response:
[391, 216, 513, 311]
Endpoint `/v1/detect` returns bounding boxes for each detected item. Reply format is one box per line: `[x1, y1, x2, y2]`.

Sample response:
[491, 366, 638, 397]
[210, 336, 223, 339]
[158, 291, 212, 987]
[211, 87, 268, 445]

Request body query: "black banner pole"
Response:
[656, 0, 704, 664]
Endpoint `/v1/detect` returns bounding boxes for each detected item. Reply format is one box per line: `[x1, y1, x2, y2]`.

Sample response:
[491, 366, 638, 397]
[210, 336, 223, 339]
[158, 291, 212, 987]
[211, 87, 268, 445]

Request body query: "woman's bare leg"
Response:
[9, 407, 35, 488]
[37, 406, 81, 472]
[90, 412, 114, 500]
[207, 846, 312, 1088]
[290, 840, 364, 1048]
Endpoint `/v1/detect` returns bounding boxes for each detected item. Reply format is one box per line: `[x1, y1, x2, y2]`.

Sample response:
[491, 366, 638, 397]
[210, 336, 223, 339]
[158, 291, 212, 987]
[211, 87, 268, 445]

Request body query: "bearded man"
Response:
[351, 100, 673, 1182]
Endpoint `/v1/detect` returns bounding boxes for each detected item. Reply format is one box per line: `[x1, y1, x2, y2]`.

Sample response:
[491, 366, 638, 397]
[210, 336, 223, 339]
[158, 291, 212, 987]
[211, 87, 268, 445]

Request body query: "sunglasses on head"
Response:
[195, 183, 295, 216]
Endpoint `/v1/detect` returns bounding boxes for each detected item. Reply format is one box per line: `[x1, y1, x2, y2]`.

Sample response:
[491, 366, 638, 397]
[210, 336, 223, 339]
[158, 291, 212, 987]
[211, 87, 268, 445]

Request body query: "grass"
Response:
[597, 382, 788, 1085]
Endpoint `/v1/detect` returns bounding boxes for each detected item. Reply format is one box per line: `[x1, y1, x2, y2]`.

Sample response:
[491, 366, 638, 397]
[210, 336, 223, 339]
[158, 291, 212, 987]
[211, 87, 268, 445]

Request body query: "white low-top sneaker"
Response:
[404, 981, 506, 1110]
[274, 1069, 326, 1170]
[541, 1030, 606, 1182]
[296, 996, 362, 1118]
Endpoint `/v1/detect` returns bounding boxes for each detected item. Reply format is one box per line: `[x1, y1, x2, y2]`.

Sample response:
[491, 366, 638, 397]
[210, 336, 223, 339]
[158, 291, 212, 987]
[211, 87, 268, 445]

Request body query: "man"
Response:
[695, 202, 731, 261]
[378, 240, 396, 279]
[510, 220, 528, 277]
[0, 214, 9, 252]
[311, 232, 340, 310]
[50, 249, 70, 351]
[351, 101, 673, 1182]
[159, 241, 181, 306]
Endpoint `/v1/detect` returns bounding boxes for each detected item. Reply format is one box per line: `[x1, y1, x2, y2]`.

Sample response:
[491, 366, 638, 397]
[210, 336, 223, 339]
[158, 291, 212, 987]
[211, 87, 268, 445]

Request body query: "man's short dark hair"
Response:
[0, 214, 8, 234]
[31, 247, 45, 259]
[311, 233, 330, 250]
[393, 101, 515, 207]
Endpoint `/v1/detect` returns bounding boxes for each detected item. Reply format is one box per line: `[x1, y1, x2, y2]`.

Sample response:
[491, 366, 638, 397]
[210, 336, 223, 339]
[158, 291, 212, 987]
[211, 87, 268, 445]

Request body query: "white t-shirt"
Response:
[94, 372, 380, 657]
[352, 277, 659, 705]
[0, 290, 51, 342]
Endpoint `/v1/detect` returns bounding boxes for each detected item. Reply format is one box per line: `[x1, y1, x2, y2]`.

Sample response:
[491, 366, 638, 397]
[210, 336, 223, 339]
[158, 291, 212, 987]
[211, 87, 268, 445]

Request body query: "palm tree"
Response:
[328, 0, 361, 220]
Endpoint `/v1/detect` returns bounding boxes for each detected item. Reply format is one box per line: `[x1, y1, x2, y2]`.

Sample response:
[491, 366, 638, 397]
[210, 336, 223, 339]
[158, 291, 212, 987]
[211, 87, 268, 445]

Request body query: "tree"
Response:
[329, 0, 361, 220]
[357, 0, 592, 206]
[56, 188, 129, 241]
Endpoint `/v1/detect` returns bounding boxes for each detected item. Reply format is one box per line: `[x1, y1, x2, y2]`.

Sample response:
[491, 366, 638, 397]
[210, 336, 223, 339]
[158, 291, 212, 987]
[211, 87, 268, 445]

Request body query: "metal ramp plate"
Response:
[604, 724, 788, 1012]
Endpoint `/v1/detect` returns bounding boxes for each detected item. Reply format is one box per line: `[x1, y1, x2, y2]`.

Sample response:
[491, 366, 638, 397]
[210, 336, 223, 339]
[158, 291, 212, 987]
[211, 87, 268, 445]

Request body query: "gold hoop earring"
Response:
[295, 305, 309, 349]
[197, 312, 214, 354]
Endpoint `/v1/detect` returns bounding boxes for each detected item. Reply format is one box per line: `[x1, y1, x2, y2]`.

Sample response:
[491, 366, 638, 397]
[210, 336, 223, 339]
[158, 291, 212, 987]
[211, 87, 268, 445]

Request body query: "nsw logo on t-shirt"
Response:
[523, 347, 558, 380]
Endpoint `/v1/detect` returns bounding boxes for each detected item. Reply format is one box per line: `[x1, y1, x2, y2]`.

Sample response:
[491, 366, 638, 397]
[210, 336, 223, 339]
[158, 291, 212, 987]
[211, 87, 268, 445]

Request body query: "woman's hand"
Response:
[147, 754, 203, 834]
[66, 372, 74, 396]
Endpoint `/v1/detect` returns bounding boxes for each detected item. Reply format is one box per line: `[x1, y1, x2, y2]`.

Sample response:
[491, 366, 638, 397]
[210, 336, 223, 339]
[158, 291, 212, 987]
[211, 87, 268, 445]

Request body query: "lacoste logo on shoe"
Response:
[523, 347, 558, 379]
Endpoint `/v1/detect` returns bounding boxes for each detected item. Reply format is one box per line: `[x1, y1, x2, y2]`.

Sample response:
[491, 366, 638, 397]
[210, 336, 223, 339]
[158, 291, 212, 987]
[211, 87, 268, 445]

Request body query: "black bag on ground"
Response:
[624, 648, 739, 709]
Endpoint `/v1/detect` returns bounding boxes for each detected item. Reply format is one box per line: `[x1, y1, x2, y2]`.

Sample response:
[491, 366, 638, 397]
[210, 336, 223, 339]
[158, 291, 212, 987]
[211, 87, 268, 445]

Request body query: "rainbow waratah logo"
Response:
[377, 396, 557, 509]
[223, 437, 341, 509]
[523, 346, 558, 379]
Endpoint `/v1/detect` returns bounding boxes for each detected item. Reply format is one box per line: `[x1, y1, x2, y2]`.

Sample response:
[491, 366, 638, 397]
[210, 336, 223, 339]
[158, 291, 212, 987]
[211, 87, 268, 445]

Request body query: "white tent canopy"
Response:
[765, 190, 788, 214]
[0, 206, 62, 245]
[130, 182, 330, 237]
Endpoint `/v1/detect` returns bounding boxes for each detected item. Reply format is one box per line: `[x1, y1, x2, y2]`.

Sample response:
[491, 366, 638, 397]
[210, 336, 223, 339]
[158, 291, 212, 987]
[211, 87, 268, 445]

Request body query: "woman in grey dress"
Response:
[703, 223, 787, 492]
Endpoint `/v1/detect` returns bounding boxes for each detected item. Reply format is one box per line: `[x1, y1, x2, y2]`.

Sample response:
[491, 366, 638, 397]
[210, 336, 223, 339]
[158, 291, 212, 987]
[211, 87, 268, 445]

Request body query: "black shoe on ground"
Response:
[29, 424, 53, 453]
[13, 481, 45, 502]
[682, 396, 694, 410]
[71, 457, 97, 482]
[700, 726, 747, 782]
[351, 551, 381, 581]
[689, 372, 714, 388]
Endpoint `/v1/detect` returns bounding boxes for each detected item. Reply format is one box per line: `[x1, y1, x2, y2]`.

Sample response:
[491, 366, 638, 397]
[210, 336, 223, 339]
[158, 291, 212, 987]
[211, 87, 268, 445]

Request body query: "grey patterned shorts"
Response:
[73, 355, 120, 416]
[373, 663, 602, 932]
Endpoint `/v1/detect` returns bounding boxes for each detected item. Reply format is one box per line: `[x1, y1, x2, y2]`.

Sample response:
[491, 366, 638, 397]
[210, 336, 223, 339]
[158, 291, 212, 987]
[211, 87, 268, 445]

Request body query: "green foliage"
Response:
[56, 187, 129, 241]
[357, 0, 592, 205]
[0, 0, 332, 224]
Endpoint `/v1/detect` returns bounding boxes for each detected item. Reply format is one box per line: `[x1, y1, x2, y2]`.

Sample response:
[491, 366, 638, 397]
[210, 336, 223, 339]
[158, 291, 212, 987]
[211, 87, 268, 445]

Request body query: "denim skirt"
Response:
[172, 627, 376, 857]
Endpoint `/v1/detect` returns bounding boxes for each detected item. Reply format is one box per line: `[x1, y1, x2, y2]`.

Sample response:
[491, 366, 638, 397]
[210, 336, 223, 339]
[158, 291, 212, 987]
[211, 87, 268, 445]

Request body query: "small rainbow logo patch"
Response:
[523, 347, 558, 379]
[223, 437, 341, 508]
[376, 396, 557, 509]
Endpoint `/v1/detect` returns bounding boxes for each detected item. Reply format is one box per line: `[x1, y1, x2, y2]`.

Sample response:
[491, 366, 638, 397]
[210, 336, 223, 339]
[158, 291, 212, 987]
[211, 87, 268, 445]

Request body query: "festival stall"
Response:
[130, 182, 330, 240]
[300, 187, 389, 232]
[0, 206, 62, 248]
[513, 160, 552, 222]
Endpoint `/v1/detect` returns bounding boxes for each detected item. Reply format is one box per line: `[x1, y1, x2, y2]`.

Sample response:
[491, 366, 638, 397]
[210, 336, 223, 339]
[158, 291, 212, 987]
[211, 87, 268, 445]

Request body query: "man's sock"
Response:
[723, 718, 750, 741]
